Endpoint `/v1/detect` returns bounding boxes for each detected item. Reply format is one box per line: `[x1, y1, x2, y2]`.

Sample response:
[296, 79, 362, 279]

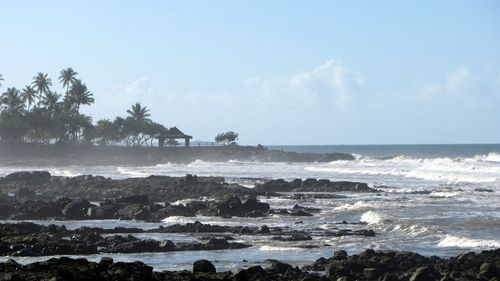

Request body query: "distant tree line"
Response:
[0, 69, 169, 146]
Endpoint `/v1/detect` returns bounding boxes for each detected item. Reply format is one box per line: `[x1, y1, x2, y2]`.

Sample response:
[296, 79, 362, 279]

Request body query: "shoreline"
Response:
[0, 144, 354, 166]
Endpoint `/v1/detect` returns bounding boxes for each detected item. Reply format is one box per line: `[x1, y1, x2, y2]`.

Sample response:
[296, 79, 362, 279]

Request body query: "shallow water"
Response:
[0, 147, 499, 270]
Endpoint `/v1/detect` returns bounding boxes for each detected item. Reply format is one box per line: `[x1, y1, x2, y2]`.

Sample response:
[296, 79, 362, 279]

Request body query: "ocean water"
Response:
[1, 144, 499, 271]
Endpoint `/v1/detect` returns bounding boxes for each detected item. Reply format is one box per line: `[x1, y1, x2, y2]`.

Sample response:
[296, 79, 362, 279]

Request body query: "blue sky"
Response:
[1, 1, 499, 144]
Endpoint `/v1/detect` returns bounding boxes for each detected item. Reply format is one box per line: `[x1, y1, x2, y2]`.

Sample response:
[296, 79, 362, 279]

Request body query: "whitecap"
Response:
[161, 216, 197, 225]
[334, 201, 374, 211]
[360, 211, 389, 225]
[437, 234, 500, 248]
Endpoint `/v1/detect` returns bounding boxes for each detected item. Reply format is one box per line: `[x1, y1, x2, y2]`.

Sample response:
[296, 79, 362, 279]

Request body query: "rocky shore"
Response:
[0, 171, 378, 203]
[2, 171, 497, 280]
[0, 144, 354, 166]
[1, 248, 499, 280]
[0, 221, 375, 257]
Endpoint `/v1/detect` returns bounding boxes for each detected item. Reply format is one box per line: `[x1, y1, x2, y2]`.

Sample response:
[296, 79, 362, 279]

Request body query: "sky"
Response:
[1, 1, 499, 145]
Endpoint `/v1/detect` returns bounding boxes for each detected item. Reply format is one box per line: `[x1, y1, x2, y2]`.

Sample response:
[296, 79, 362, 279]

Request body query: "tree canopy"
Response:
[0, 69, 170, 146]
[215, 131, 238, 145]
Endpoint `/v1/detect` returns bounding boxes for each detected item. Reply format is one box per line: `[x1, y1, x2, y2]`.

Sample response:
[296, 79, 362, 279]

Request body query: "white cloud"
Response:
[423, 66, 500, 100]
[244, 60, 364, 108]
[111, 78, 153, 98]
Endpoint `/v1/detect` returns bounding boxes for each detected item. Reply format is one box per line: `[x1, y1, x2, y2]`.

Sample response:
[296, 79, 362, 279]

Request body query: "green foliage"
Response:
[0, 69, 173, 147]
[215, 131, 238, 145]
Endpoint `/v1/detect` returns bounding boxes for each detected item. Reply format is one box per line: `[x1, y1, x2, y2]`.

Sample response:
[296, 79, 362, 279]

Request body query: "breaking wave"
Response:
[306, 153, 500, 184]
[437, 235, 500, 248]
[360, 211, 390, 225]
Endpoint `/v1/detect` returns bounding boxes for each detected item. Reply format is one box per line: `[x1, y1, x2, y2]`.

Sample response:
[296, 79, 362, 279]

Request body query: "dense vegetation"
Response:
[0, 69, 170, 146]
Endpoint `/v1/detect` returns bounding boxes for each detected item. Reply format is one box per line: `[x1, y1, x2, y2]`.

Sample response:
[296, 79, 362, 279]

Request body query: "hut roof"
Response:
[160, 127, 192, 139]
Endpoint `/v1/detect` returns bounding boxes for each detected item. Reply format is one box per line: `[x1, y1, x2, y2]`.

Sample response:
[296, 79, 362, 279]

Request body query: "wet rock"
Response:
[363, 267, 379, 280]
[409, 266, 438, 281]
[234, 265, 267, 281]
[3, 171, 51, 185]
[115, 194, 150, 205]
[477, 262, 497, 279]
[255, 178, 377, 193]
[257, 225, 270, 234]
[334, 250, 348, 259]
[193, 259, 216, 273]
[61, 199, 91, 219]
[336, 229, 376, 237]
[151, 204, 195, 219]
[290, 209, 313, 216]
[104, 239, 161, 253]
[99, 257, 113, 266]
[242, 197, 270, 213]
[271, 234, 312, 241]
[116, 204, 150, 220]
[475, 188, 494, 192]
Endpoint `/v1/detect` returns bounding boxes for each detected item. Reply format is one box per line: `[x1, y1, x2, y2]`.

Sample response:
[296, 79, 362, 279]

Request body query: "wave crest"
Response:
[437, 235, 500, 248]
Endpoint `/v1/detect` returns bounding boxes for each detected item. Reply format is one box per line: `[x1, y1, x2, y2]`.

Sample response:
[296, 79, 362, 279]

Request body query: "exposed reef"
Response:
[0, 171, 379, 203]
[1, 249, 499, 280]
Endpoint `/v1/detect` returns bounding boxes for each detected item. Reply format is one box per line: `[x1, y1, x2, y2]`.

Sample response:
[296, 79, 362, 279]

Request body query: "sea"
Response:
[1, 144, 499, 271]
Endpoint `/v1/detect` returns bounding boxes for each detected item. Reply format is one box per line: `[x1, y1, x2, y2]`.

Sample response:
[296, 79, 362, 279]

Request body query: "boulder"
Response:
[62, 199, 91, 219]
[234, 265, 266, 280]
[192, 259, 216, 273]
[116, 204, 150, 220]
[409, 266, 439, 281]
[4, 171, 51, 185]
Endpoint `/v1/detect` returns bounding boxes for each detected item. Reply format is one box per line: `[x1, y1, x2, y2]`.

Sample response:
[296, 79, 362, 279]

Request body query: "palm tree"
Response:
[1, 87, 25, 114]
[59, 68, 78, 93]
[68, 79, 94, 111]
[40, 91, 60, 114]
[0, 73, 4, 88]
[21, 85, 37, 111]
[32, 72, 52, 101]
[126, 103, 151, 123]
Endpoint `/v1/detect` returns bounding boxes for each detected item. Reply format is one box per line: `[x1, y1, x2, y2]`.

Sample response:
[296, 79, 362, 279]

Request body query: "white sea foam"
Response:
[116, 167, 150, 178]
[161, 216, 197, 225]
[429, 191, 462, 198]
[477, 152, 500, 163]
[360, 211, 388, 225]
[334, 201, 374, 211]
[259, 245, 304, 252]
[49, 169, 81, 177]
[306, 153, 500, 184]
[437, 235, 500, 248]
[390, 223, 436, 237]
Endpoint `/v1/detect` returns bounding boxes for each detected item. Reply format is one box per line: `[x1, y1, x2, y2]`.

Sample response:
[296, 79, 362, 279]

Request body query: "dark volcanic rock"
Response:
[0, 172, 375, 205]
[1, 249, 500, 280]
[0, 173, 268, 202]
[3, 171, 51, 184]
[195, 195, 271, 217]
[193, 259, 216, 273]
[255, 178, 378, 193]
[61, 198, 92, 219]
